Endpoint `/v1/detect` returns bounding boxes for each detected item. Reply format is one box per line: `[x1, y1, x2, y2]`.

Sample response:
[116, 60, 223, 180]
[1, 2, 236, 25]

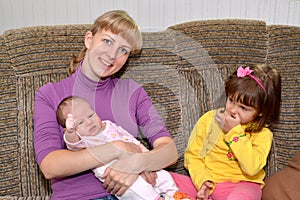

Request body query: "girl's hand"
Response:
[196, 181, 213, 200]
[215, 108, 240, 133]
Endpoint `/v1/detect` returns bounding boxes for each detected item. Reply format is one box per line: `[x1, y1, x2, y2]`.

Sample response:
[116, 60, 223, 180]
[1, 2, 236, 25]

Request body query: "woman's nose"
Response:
[107, 47, 118, 60]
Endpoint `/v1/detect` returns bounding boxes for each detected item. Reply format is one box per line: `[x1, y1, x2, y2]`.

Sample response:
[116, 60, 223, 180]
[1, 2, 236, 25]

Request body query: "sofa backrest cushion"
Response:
[267, 25, 300, 174]
[1, 25, 90, 197]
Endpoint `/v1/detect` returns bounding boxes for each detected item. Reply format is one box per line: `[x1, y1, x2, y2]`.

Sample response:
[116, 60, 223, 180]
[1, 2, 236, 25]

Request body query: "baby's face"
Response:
[71, 99, 104, 136]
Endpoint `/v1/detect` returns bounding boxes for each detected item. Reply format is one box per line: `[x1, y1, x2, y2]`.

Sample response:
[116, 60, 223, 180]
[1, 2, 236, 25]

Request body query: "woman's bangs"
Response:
[105, 20, 142, 51]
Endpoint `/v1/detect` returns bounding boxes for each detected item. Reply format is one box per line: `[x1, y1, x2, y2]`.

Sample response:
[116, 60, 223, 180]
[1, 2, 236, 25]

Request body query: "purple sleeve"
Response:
[132, 84, 171, 146]
[33, 75, 108, 199]
[33, 83, 65, 165]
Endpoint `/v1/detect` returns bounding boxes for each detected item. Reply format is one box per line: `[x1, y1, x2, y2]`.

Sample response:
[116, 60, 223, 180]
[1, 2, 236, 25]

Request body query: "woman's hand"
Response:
[99, 141, 144, 196]
[101, 156, 158, 195]
[215, 108, 240, 133]
[101, 166, 139, 196]
[196, 181, 213, 200]
[92, 137, 177, 196]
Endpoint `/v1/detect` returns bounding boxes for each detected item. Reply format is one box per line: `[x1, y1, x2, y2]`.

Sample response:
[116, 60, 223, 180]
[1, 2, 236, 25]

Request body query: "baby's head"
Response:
[56, 96, 104, 136]
[225, 64, 281, 131]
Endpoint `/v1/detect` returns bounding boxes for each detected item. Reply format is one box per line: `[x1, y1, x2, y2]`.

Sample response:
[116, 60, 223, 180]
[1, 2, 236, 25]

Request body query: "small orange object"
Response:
[173, 191, 194, 200]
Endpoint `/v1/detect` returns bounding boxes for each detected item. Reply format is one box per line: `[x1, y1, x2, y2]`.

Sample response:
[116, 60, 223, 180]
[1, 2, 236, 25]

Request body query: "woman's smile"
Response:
[99, 57, 113, 68]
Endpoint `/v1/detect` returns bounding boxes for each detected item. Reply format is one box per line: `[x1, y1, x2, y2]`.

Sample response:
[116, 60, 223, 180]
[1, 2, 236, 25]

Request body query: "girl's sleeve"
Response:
[224, 125, 273, 176]
[184, 116, 213, 190]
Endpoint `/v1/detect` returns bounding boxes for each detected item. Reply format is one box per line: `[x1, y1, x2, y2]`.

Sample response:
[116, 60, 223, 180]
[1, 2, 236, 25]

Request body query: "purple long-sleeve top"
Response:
[33, 66, 171, 199]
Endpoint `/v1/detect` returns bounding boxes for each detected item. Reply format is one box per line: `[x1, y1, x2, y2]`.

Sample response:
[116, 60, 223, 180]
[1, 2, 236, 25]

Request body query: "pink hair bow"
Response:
[237, 67, 253, 77]
[237, 66, 266, 92]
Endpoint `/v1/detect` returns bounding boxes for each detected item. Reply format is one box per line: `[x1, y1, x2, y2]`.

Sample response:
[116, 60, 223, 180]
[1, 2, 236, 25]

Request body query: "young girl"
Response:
[184, 64, 281, 200]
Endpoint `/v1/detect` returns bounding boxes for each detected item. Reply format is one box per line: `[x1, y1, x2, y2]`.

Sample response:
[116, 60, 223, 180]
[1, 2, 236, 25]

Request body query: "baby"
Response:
[56, 96, 192, 200]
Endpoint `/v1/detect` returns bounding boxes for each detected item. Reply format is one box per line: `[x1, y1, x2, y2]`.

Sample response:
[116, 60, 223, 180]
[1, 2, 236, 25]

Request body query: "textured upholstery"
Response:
[266, 25, 300, 174]
[0, 20, 299, 199]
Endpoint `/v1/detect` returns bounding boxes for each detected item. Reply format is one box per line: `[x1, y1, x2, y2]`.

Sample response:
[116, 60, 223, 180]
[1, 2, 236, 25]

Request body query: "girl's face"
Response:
[225, 96, 261, 125]
[82, 29, 132, 81]
[71, 100, 105, 136]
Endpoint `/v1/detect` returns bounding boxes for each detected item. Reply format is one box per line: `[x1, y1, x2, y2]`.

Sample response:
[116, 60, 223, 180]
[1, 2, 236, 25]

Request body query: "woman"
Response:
[33, 10, 178, 200]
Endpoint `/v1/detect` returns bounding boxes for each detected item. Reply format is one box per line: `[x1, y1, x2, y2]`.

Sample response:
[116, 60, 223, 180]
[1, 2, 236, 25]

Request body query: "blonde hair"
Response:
[68, 10, 142, 75]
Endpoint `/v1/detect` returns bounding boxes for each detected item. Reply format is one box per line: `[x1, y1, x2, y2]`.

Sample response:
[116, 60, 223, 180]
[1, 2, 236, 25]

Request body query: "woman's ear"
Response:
[84, 31, 93, 49]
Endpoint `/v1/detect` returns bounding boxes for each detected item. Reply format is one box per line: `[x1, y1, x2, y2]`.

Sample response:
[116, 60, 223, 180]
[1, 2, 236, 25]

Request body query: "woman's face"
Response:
[82, 29, 132, 81]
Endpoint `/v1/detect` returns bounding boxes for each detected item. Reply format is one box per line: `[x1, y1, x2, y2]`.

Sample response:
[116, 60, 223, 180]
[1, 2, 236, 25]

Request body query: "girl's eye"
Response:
[240, 106, 247, 111]
[104, 39, 112, 45]
[77, 121, 83, 126]
[229, 98, 234, 103]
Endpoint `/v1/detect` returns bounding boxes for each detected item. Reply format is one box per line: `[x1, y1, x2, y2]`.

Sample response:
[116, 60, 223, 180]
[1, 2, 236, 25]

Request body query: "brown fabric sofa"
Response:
[0, 19, 299, 199]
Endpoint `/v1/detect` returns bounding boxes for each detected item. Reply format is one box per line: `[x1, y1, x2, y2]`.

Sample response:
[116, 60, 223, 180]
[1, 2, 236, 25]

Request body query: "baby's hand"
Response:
[66, 114, 75, 133]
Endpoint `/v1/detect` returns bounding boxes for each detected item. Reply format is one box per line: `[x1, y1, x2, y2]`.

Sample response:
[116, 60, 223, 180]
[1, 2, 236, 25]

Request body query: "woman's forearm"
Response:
[40, 137, 178, 179]
[40, 142, 121, 179]
[102, 137, 178, 174]
[141, 136, 178, 171]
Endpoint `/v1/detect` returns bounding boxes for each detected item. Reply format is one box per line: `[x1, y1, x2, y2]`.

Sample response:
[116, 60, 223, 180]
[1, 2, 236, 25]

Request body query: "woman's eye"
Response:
[104, 39, 112, 45]
[119, 47, 128, 55]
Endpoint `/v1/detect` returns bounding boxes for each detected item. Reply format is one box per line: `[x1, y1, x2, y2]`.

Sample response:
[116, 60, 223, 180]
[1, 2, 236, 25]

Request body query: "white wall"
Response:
[1, 0, 300, 33]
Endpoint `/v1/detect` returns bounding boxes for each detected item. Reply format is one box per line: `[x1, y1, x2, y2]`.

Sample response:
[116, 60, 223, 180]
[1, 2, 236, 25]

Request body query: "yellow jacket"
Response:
[184, 110, 273, 192]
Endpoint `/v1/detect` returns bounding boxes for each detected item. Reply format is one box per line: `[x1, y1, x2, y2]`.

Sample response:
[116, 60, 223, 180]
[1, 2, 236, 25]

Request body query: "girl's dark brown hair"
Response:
[225, 64, 281, 132]
[68, 10, 142, 75]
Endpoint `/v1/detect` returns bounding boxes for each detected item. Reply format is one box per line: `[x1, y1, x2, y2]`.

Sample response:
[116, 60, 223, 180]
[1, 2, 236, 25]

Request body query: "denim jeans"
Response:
[93, 195, 118, 200]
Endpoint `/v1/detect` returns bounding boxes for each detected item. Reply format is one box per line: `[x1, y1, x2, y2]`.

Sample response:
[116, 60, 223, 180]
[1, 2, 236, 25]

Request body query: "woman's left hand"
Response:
[102, 166, 139, 196]
[101, 153, 145, 196]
